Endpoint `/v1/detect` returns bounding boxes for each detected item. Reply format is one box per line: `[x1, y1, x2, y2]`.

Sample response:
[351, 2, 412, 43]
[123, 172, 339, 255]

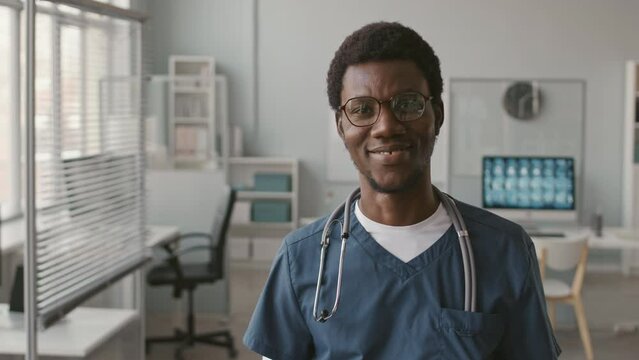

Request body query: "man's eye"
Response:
[396, 100, 421, 112]
[351, 104, 373, 114]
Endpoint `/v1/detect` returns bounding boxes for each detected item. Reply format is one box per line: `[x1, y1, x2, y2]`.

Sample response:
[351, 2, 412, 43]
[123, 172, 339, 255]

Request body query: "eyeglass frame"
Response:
[338, 91, 435, 127]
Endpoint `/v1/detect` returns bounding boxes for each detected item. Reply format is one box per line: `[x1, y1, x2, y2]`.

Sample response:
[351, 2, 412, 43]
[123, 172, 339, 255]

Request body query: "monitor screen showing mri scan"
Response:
[482, 156, 575, 211]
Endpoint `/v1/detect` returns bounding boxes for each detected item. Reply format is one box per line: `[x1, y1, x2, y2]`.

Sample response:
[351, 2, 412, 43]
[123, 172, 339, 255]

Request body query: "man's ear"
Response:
[335, 112, 345, 140]
[433, 98, 444, 136]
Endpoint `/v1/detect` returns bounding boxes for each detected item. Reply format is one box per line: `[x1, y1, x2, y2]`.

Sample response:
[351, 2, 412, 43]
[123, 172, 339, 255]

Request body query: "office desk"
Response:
[590, 227, 639, 276]
[530, 227, 639, 275]
[1, 220, 179, 293]
[531, 227, 639, 333]
[0, 221, 180, 358]
[0, 304, 139, 358]
[0, 217, 25, 254]
[529, 227, 639, 248]
[145, 225, 180, 249]
[588, 227, 639, 250]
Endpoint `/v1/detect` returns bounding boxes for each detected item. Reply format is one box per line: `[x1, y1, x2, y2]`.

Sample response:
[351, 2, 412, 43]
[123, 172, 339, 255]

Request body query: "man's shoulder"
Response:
[277, 216, 331, 268]
[453, 199, 527, 240]
[452, 199, 534, 263]
[452, 199, 536, 291]
[283, 215, 328, 247]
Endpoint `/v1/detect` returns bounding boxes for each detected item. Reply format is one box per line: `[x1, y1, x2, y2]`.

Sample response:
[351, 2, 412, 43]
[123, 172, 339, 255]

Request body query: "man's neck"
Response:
[358, 181, 439, 227]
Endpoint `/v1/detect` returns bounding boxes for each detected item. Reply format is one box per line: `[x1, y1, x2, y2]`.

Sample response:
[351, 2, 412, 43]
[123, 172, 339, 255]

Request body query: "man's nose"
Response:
[370, 103, 406, 137]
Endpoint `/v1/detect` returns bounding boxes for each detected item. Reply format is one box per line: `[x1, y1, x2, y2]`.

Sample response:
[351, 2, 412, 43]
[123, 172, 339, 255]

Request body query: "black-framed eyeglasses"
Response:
[339, 91, 434, 127]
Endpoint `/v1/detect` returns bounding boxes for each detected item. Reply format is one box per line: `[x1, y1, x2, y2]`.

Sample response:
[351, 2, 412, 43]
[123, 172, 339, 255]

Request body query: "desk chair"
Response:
[536, 235, 593, 360]
[146, 186, 237, 359]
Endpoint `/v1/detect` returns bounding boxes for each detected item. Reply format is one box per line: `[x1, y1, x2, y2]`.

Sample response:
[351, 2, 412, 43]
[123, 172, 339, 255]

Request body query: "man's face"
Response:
[337, 60, 443, 194]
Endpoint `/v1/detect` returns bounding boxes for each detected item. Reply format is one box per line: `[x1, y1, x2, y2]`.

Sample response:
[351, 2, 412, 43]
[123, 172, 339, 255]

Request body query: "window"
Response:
[0, 0, 144, 338]
[60, 24, 83, 158]
[0, 0, 133, 217]
[0, 7, 11, 205]
[17, 0, 145, 328]
[0, 4, 19, 219]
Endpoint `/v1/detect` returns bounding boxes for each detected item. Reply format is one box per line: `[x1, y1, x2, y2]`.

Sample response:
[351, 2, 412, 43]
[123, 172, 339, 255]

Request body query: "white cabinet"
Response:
[226, 157, 299, 236]
[168, 56, 216, 165]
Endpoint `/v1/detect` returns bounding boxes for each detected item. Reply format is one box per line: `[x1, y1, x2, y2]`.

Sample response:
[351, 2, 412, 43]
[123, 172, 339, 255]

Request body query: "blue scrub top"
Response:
[244, 200, 561, 359]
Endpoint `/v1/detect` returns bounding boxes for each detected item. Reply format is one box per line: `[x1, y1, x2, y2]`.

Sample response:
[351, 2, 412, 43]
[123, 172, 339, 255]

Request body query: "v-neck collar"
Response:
[347, 203, 456, 281]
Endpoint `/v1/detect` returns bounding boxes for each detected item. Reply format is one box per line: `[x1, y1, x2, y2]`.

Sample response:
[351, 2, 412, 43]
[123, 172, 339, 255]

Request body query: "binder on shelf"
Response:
[254, 173, 292, 192]
[251, 201, 291, 222]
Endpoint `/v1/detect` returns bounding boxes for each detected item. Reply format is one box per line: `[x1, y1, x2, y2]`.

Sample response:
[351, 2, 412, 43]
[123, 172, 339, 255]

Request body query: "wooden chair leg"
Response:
[574, 296, 594, 360]
[547, 300, 556, 330]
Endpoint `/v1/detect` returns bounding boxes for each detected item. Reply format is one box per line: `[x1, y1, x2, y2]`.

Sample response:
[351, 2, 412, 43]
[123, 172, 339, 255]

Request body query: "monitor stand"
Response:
[521, 222, 569, 238]
[520, 222, 540, 233]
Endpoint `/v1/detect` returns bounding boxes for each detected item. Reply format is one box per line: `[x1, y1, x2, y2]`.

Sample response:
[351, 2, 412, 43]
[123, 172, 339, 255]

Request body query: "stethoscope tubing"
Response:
[434, 187, 477, 312]
[313, 188, 360, 322]
[313, 187, 476, 323]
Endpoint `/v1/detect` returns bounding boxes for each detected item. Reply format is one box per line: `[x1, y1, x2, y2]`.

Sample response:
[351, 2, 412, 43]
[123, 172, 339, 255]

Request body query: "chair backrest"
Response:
[536, 234, 589, 294]
[539, 235, 588, 271]
[535, 246, 547, 279]
[209, 186, 236, 276]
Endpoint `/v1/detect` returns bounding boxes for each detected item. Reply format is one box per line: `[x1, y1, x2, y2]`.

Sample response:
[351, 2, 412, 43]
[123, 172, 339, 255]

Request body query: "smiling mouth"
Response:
[375, 150, 405, 155]
[367, 145, 413, 165]
[368, 144, 412, 155]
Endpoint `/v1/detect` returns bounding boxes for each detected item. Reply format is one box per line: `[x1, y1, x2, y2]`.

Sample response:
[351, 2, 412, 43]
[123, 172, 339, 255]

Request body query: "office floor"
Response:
[146, 267, 639, 360]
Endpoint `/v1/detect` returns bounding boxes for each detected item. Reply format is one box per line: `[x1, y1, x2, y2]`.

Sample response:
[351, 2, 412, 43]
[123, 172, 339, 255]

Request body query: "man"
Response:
[244, 22, 560, 359]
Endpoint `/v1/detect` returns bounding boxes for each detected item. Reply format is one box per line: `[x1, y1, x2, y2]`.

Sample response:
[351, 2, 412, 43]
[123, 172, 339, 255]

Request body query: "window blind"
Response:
[0, 0, 22, 10]
[33, 1, 146, 327]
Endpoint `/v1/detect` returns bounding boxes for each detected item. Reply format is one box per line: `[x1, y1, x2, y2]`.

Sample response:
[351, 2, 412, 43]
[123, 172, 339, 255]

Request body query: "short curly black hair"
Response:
[327, 22, 443, 111]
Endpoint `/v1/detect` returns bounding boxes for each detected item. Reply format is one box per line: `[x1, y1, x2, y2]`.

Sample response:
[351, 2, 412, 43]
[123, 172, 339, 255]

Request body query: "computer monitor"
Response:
[482, 156, 577, 224]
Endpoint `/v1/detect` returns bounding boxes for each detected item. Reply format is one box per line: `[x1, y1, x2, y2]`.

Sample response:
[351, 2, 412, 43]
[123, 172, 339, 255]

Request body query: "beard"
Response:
[362, 165, 426, 194]
[355, 134, 437, 194]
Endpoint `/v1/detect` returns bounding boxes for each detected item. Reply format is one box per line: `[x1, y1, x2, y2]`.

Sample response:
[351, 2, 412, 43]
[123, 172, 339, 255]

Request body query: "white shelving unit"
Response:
[226, 157, 299, 236]
[168, 55, 216, 166]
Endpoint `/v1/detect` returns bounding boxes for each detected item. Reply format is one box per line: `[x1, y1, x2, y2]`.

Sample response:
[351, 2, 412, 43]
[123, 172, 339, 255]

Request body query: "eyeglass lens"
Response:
[344, 92, 428, 126]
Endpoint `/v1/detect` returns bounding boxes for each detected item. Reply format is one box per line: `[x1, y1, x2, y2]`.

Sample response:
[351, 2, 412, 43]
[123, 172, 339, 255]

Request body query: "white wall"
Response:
[147, 0, 639, 225]
[146, 0, 256, 138]
[255, 0, 639, 224]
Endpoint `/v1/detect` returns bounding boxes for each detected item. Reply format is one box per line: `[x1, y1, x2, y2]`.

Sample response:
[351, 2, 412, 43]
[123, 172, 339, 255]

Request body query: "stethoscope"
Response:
[312, 187, 477, 323]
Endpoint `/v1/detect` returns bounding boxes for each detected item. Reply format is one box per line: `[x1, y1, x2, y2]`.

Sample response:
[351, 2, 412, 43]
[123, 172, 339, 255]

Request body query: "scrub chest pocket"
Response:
[437, 308, 505, 360]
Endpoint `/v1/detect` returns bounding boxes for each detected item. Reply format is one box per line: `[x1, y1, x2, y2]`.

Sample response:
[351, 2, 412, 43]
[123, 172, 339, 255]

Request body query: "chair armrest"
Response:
[172, 244, 217, 258]
[153, 245, 214, 262]
[179, 232, 213, 242]
[154, 245, 217, 269]
[155, 232, 212, 258]
[150, 233, 214, 298]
